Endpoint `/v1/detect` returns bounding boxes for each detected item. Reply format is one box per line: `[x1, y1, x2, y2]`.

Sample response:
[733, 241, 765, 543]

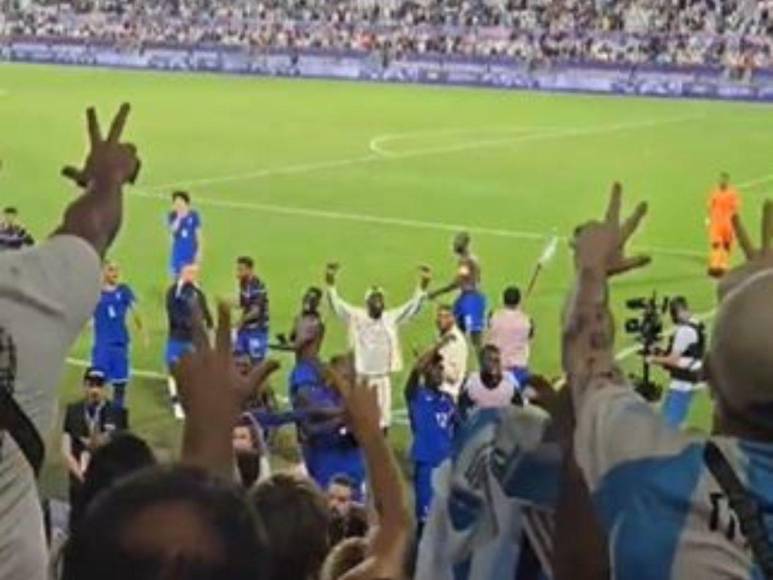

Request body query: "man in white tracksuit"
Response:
[326, 263, 431, 428]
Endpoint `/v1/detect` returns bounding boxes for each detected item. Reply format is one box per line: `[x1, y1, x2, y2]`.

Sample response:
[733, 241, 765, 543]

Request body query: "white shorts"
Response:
[0, 235, 101, 580]
[358, 374, 392, 428]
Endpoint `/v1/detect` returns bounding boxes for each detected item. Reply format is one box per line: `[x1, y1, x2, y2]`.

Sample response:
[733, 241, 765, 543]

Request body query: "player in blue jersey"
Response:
[234, 256, 269, 364]
[429, 231, 486, 351]
[405, 337, 458, 533]
[289, 314, 364, 493]
[167, 191, 203, 278]
[91, 262, 146, 409]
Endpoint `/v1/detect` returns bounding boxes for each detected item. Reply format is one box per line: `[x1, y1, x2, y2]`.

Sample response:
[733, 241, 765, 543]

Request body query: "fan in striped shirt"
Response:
[0, 207, 34, 251]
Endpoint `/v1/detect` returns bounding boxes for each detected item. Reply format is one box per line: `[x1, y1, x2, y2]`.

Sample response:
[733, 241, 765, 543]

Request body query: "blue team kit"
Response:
[91, 284, 136, 384]
[169, 210, 201, 277]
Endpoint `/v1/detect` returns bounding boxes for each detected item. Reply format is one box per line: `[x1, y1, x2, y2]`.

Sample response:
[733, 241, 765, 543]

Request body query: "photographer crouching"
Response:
[647, 297, 706, 430]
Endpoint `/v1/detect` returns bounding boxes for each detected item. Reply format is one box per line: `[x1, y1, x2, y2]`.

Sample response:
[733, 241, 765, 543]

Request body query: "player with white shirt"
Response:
[434, 304, 468, 401]
[325, 263, 431, 429]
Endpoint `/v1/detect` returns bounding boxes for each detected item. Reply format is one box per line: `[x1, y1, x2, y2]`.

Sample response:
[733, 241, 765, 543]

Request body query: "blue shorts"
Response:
[661, 388, 695, 429]
[92, 343, 130, 384]
[414, 462, 436, 523]
[165, 339, 194, 369]
[453, 290, 487, 334]
[170, 252, 196, 278]
[302, 443, 365, 498]
[235, 327, 269, 364]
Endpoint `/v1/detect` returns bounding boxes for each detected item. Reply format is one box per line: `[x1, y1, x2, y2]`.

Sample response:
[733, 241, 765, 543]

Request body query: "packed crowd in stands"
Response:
[2, 95, 773, 579]
[1, 0, 771, 70]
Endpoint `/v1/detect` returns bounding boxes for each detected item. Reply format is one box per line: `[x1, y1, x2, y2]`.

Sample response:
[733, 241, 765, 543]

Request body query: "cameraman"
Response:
[647, 296, 705, 429]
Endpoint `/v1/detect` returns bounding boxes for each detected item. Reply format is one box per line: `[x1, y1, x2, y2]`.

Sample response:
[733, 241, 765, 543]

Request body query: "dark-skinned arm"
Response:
[55, 104, 140, 258]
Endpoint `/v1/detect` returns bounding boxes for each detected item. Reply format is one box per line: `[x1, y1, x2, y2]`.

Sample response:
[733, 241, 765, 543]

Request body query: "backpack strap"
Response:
[704, 441, 773, 579]
[0, 388, 45, 476]
[0, 328, 45, 476]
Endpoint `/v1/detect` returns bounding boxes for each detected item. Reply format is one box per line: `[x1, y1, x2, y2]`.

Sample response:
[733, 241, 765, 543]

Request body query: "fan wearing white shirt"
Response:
[326, 263, 432, 429]
[435, 304, 468, 401]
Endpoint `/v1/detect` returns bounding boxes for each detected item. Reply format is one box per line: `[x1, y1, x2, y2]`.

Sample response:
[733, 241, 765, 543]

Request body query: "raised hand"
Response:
[62, 103, 141, 189]
[325, 262, 341, 286]
[419, 264, 432, 289]
[572, 182, 650, 277]
[719, 200, 773, 300]
[174, 301, 280, 476]
[178, 302, 279, 414]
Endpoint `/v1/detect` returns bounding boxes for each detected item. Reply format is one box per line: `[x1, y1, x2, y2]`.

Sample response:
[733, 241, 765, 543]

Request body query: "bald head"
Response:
[709, 270, 773, 433]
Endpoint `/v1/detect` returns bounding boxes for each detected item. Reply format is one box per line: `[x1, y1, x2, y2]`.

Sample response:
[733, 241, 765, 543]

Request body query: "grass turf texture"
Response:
[1, 63, 771, 499]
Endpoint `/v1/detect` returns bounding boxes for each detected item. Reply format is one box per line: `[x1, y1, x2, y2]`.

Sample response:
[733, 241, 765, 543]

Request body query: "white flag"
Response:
[538, 234, 560, 267]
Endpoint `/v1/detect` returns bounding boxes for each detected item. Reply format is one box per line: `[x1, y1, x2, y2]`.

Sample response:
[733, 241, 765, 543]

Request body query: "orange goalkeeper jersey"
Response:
[708, 187, 740, 225]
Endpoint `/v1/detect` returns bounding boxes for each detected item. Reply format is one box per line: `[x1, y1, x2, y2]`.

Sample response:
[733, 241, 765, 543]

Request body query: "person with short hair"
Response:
[564, 187, 773, 579]
[168, 191, 203, 278]
[648, 296, 706, 429]
[405, 342, 458, 532]
[232, 414, 270, 489]
[435, 304, 468, 400]
[429, 232, 487, 350]
[459, 344, 521, 417]
[62, 466, 266, 580]
[486, 285, 534, 388]
[326, 262, 431, 429]
[61, 368, 128, 513]
[68, 432, 156, 532]
[289, 313, 365, 491]
[276, 286, 325, 350]
[707, 172, 741, 277]
[91, 261, 146, 409]
[234, 255, 269, 364]
[327, 473, 369, 546]
[321, 537, 368, 580]
[0, 206, 34, 251]
[251, 472, 331, 580]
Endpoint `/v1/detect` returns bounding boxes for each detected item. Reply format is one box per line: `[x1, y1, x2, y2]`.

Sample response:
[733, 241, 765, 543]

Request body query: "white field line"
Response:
[737, 174, 773, 190]
[147, 154, 380, 191]
[132, 188, 704, 258]
[368, 125, 562, 157]
[146, 114, 704, 192]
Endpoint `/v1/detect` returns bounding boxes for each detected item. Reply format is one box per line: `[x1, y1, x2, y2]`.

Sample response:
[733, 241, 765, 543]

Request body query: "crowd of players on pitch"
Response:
[2, 103, 773, 580]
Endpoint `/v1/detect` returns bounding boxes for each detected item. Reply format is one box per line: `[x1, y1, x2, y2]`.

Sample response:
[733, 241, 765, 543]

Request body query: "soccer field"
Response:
[2, 63, 772, 497]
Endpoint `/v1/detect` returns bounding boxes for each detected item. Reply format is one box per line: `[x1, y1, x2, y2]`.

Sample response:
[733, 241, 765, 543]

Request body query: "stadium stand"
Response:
[2, 0, 771, 69]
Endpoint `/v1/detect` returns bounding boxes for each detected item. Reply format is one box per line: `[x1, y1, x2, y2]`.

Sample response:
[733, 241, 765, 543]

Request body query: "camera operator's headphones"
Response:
[0, 328, 45, 476]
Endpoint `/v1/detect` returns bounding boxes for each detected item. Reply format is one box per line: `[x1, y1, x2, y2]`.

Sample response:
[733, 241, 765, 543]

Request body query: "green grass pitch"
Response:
[1, 63, 771, 498]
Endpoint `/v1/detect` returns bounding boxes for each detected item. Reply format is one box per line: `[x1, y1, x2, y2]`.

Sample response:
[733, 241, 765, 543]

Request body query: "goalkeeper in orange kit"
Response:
[707, 172, 741, 277]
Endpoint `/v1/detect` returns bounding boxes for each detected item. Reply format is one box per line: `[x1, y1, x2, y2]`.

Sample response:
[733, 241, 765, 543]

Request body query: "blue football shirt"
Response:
[94, 284, 136, 346]
[168, 210, 201, 264]
[239, 275, 269, 328]
[408, 386, 457, 465]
